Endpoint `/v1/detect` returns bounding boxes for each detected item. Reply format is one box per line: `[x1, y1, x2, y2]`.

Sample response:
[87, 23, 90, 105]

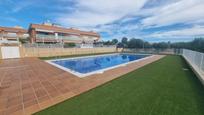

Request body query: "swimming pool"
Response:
[47, 54, 151, 77]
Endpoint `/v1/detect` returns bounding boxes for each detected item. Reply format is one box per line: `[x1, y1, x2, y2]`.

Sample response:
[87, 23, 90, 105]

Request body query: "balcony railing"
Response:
[36, 34, 55, 39]
[0, 34, 28, 38]
[58, 35, 82, 41]
[36, 34, 82, 41]
[0, 39, 19, 44]
[0, 34, 17, 38]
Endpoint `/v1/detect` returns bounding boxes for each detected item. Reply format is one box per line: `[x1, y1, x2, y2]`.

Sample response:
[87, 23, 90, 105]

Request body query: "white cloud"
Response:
[145, 25, 204, 39]
[141, 0, 204, 27]
[1, 0, 204, 42]
[57, 0, 148, 27]
[56, 0, 204, 42]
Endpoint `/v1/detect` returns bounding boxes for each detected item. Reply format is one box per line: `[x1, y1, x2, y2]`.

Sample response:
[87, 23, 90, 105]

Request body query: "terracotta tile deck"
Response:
[0, 55, 165, 115]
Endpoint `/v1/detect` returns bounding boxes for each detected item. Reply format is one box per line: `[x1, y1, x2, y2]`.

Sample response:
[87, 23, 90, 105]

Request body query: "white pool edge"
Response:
[46, 53, 154, 78]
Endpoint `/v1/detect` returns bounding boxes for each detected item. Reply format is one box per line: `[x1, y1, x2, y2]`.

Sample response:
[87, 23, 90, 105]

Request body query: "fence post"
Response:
[48, 44, 50, 57]
[193, 51, 196, 65]
[37, 43, 39, 57]
[200, 54, 204, 72]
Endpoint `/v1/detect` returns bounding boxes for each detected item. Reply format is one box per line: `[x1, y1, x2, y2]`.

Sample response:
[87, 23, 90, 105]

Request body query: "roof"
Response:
[0, 26, 27, 33]
[29, 24, 100, 37]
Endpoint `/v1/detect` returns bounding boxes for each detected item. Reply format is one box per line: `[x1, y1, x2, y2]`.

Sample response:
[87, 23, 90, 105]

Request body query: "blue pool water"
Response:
[52, 54, 149, 74]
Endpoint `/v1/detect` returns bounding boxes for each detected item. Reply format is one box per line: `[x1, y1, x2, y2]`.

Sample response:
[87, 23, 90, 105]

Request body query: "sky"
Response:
[0, 0, 204, 42]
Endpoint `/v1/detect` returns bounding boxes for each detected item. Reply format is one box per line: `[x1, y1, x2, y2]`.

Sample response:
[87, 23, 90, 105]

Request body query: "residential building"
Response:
[0, 26, 28, 45]
[0, 23, 100, 48]
[28, 23, 100, 46]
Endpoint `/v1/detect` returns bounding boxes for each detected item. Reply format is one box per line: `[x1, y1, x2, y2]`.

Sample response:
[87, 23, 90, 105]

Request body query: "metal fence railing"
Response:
[122, 48, 179, 55]
[22, 43, 117, 49]
[182, 49, 204, 83]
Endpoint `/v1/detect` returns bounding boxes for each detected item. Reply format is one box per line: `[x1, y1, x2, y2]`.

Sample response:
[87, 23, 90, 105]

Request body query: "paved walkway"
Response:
[0, 55, 164, 115]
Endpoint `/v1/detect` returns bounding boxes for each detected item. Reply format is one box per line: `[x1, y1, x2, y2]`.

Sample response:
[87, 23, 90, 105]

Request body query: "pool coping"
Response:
[46, 53, 154, 78]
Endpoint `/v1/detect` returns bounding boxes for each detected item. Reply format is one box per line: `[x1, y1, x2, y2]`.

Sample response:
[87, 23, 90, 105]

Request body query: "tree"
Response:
[171, 38, 204, 52]
[111, 39, 118, 45]
[107, 37, 204, 52]
[144, 42, 152, 48]
[103, 40, 112, 45]
[19, 37, 29, 44]
[190, 38, 204, 52]
[152, 42, 168, 49]
[64, 43, 76, 48]
[127, 38, 144, 48]
[121, 37, 128, 47]
[117, 42, 124, 48]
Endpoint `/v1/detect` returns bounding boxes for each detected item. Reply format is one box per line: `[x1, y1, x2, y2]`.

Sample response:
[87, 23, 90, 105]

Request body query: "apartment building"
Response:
[0, 22, 100, 48]
[0, 26, 28, 45]
[28, 23, 100, 45]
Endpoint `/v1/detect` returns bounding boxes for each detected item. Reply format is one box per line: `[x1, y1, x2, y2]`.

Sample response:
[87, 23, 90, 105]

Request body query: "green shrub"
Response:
[64, 43, 76, 48]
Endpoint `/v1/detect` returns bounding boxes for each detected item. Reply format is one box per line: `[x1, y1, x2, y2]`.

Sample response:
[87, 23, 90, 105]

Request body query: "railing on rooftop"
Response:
[182, 49, 204, 84]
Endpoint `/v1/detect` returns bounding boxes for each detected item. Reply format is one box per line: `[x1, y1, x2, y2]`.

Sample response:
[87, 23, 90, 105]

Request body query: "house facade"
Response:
[0, 26, 28, 45]
[28, 23, 100, 45]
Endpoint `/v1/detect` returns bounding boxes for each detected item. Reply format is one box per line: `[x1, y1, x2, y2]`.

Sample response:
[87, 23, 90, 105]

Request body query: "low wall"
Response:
[20, 46, 121, 58]
[182, 49, 204, 85]
[0, 44, 17, 59]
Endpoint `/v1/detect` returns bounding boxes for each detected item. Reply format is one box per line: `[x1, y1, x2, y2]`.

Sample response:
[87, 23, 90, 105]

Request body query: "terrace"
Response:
[0, 50, 204, 115]
[35, 34, 82, 43]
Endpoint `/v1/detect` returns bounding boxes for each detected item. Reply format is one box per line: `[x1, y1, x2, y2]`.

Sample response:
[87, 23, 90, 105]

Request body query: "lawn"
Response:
[35, 56, 204, 115]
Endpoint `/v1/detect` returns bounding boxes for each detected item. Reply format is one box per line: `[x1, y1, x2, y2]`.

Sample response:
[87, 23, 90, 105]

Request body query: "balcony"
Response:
[36, 34, 82, 42]
[58, 35, 82, 41]
[36, 34, 55, 39]
[0, 39, 19, 44]
[36, 34, 58, 43]
[0, 34, 17, 38]
[0, 34, 28, 39]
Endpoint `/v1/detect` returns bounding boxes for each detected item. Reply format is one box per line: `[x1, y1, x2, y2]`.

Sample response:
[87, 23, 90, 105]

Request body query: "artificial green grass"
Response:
[39, 52, 117, 60]
[35, 56, 204, 115]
